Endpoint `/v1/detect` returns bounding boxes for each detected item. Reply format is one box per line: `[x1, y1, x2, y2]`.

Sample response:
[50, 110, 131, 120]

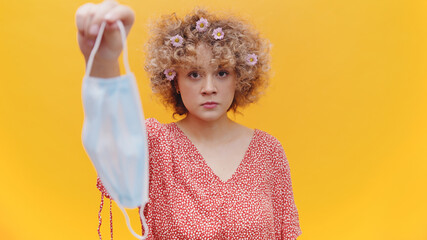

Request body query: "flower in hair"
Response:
[196, 18, 209, 32]
[164, 69, 176, 81]
[246, 53, 258, 66]
[212, 27, 224, 40]
[170, 35, 184, 47]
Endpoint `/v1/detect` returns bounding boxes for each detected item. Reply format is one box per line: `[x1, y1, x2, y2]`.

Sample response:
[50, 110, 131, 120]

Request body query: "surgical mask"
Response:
[81, 20, 149, 239]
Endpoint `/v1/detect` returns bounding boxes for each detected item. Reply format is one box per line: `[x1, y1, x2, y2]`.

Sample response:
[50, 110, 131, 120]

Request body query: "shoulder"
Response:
[145, 117, 161, 129]
[254, 129, 284, 153]
[145, 117, 172, 132]
[145, 118, 168, 140]
[144, 118, 177, 156]
[254, 129, 289, 168]
[145, 118, 178, 139]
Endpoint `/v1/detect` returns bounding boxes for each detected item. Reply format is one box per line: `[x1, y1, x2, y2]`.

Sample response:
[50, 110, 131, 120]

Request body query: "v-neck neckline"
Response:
[172, 122, 258, 185]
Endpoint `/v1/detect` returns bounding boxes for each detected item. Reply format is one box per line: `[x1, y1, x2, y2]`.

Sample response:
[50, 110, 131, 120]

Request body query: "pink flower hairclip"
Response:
[164, 69, 176, 81]
[246, 53, 258, 66]
[196, 18, 209, 32]
[212, 27, 224, 40]
[170, 35, 184, 47]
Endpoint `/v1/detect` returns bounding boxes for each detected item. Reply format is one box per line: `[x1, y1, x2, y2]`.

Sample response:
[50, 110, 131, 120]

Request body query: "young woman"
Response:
[76, 1, 302, 239]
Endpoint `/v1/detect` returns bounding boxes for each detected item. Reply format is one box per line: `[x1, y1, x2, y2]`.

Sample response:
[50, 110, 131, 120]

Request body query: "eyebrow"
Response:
[183, 65, 204, 71]
[183, 64, 233, 72]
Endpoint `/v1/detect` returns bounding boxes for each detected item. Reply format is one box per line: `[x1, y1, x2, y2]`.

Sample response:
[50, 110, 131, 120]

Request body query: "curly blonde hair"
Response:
[144, 7, 271, 116]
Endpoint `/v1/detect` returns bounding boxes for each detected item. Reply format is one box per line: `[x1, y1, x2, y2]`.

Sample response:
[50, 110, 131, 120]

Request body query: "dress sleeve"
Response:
[96, 176, 111, 199]
[271, 142, 302, 240]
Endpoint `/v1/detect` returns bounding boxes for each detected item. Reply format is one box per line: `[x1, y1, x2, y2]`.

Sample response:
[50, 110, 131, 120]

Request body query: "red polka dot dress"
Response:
[97, 118, 302, 239]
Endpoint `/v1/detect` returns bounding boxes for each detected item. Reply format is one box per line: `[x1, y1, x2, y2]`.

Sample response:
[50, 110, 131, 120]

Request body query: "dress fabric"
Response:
[97, 118, 302, 240]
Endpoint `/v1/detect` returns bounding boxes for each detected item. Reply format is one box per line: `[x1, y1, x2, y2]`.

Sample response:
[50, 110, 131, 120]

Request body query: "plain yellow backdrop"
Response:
[0, 0, 426, 239]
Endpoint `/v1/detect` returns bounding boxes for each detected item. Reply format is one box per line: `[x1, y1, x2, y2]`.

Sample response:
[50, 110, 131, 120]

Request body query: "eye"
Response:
[188, 71, 200, 79]
[218, 70, 229, 78]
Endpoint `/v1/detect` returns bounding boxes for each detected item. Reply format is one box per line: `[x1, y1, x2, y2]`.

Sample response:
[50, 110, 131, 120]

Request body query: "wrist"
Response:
[86, 59, 121, 78]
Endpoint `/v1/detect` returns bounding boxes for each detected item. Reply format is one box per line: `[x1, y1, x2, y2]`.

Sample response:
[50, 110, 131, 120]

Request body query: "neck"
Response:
[177, 113, 235, 143]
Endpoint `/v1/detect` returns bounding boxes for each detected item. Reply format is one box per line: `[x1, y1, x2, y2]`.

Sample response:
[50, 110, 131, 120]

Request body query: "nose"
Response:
[201, 75, 217, 95]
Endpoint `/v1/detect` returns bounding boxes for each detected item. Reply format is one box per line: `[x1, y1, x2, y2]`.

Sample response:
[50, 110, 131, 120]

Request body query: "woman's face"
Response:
[176, 44, 236, 122]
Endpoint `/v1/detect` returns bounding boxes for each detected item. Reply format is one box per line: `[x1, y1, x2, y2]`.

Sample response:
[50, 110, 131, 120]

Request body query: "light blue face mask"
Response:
[81, 20, 149, 239]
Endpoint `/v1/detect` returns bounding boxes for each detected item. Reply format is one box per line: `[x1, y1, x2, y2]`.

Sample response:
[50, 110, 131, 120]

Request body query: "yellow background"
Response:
[0, 0, 426, 239]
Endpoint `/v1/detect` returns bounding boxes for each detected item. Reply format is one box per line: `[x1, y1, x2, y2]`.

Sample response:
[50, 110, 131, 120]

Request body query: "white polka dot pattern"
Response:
[97, 118, 302, 239]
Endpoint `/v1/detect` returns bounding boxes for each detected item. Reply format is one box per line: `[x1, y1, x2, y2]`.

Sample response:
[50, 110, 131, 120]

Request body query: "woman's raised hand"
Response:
[75, 0, 135, 65]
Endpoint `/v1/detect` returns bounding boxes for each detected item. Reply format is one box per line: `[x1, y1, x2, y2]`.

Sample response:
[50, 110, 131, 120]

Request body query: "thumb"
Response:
[103, 5, 135, 34]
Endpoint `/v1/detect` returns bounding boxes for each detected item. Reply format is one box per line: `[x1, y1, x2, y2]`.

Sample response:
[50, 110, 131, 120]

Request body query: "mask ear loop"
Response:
[85, 20, 149, 240]
[85, 20, 131, 77]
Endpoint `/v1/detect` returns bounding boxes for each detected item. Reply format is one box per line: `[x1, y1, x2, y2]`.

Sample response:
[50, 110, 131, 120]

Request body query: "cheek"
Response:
[179, 86, 198, 108]
[226, 81, 237, 98]
[180, 90, 193, 104]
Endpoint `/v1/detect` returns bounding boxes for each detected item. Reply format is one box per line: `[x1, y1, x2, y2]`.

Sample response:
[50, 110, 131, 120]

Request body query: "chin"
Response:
[191, 111, 228, 122]
[197, 115, 223, 122]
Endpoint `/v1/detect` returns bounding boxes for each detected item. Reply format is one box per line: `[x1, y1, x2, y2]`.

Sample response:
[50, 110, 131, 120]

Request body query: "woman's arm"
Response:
[77, 0, 148, 206]
[269, 139, 302, 240]
[77, 2, 150, 238]
[75, 0, 134, 77]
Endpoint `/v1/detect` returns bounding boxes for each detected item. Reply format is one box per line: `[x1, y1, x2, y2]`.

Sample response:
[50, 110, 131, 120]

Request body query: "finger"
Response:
[75, 3, 95, 36]
[87, 1, 118, 37]
[103, 4, 135, 28]
[83, 4, 97, 39]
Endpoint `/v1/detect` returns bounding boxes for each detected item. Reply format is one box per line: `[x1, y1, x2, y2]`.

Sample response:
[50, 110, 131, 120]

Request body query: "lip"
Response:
[202, 101, 218, 109]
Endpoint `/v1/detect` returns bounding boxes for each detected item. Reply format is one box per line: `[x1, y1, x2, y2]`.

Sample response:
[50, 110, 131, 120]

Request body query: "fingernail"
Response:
[88, 40, 95, 47]
[89, 25, 98, 35]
